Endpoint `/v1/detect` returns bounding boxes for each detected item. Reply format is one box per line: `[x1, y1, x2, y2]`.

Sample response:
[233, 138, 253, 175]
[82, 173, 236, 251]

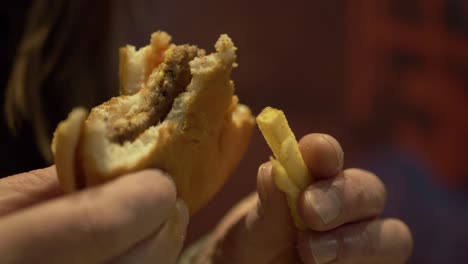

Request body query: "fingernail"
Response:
[309, 233, 339, 264]
[305, 187, 342, 224]
[258, 162, 272, 178]
[321, 135, 344, 175]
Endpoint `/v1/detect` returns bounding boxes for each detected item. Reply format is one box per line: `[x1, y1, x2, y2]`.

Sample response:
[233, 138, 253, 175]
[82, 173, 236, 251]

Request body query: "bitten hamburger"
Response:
[51, 32, 255, 214]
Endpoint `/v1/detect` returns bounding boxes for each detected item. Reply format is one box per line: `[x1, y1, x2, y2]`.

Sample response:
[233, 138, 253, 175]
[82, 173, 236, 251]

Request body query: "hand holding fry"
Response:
[194, 108, 413, 264]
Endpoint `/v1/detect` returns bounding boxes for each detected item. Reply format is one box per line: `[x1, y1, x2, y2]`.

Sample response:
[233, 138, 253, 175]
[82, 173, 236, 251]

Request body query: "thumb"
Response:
[255, 162, 296, 235]
[196, 162, 299, 263]
[252, 162, 296, 238]
[112, 199, 189, 264]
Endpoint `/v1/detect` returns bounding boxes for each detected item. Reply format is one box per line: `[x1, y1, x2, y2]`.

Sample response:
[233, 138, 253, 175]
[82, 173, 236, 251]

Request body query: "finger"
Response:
[297, 218, 413, 264]
[299, 133, 344, 179]
[257, 162, 291, 217]
[299, 168, 386, 231]
[0, 169, 176, 264]
[255, 162, 297, 238]
[0, 166, 62, 216]
[112, 199, 189, 264]
[196, 162, 300, 263]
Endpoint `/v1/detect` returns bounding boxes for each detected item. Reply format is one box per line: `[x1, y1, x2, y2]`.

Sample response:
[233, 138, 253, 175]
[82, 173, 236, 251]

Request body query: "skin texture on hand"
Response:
[195, 133, 413, 264]
[0, 167, 188, 264]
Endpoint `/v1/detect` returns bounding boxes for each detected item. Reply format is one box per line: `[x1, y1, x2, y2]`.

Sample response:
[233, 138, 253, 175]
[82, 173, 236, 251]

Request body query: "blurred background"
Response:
[1, 0, 467, 262]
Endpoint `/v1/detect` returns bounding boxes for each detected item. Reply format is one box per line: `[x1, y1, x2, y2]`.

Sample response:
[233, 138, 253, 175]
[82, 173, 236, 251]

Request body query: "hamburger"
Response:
[51, 31, 255, 214]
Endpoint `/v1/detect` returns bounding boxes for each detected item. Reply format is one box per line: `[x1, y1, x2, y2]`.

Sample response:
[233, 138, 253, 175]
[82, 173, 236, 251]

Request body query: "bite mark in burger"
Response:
[52, 31, 255, 214]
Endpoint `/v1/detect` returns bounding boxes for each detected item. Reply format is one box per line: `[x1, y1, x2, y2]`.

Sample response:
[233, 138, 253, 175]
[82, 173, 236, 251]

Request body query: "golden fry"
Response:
[270, 159, 306, 230]
[256, 107, 293, 158]
[257, 107, 311, 230]
[257, 107, 310, 189]
[279, 137, 310, 189]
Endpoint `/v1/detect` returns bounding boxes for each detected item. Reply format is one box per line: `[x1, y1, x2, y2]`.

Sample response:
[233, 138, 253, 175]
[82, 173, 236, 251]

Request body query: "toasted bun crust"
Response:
[119, 31, 172, 95]
[51, 108, 88, 193]
[52, 32, 254, 214]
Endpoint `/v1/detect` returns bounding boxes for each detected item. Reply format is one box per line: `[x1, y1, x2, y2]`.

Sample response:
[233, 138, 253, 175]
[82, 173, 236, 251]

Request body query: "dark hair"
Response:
[4, 0, 115, 162]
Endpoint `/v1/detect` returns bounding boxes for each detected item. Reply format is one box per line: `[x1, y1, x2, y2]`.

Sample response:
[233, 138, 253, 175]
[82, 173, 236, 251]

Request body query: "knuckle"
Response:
[360, 223, 378, 254]
[302, 178, 345, 231]
[345, 169, 387, 214]
[340, 222, 379, 259]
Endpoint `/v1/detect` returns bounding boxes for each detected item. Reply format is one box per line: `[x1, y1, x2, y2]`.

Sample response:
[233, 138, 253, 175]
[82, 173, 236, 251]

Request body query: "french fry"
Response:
[279, 137, 310, 189]
[256, 107, 293, 158]
[257, 107, 310, 189]
[257, 107, 311, 230]
[270, 159, 305, 230]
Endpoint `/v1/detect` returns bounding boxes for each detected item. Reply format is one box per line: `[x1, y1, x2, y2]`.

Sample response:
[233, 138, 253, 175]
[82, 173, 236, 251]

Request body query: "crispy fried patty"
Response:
[109, 45, 199, 144]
